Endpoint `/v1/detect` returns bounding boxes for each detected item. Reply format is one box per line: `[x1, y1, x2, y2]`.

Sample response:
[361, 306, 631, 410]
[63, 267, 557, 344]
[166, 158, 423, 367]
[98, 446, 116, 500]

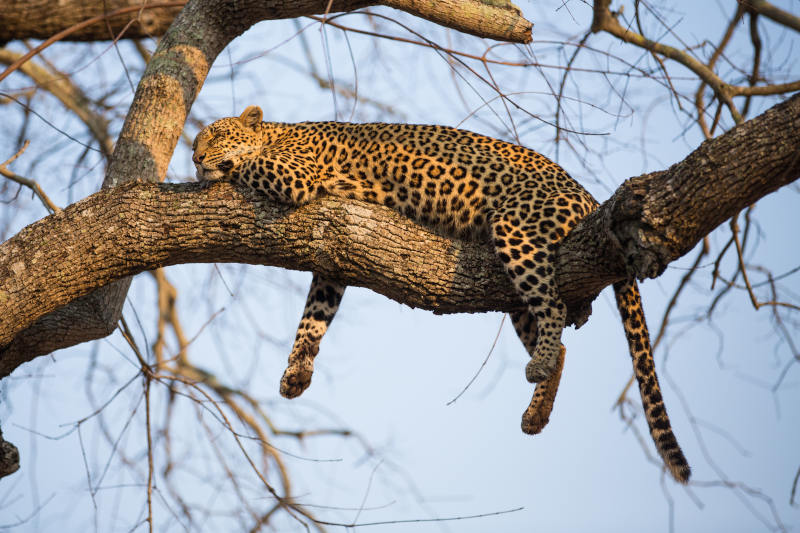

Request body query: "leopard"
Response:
[192, 105, 691, 483]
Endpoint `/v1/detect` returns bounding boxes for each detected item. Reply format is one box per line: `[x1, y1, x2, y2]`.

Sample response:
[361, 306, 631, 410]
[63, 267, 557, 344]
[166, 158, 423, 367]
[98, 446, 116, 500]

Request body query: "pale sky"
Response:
[1, 1, 798, 531]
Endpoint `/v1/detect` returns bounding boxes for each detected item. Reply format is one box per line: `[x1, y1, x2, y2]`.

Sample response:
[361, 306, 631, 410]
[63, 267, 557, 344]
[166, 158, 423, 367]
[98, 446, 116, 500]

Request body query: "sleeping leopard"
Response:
[192, 105, 691, 483]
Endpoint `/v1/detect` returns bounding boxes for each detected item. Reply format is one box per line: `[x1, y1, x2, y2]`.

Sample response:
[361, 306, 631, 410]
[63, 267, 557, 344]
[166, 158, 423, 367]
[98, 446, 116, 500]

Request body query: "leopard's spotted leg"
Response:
[511, 310, 565, 434]
[280, 274, 345, 398]
[613, 279, 690, 483]
[490, 209, 567, 384]
[522, 346, 565, 434]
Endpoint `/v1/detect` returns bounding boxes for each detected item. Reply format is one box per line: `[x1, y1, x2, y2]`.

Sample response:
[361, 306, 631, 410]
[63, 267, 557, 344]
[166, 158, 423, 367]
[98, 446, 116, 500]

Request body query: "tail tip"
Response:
[669, 462, 691, 484]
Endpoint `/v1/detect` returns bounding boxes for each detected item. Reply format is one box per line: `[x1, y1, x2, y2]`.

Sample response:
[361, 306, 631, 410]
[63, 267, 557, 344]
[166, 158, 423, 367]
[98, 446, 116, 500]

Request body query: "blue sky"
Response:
[1, 1, 799, 531]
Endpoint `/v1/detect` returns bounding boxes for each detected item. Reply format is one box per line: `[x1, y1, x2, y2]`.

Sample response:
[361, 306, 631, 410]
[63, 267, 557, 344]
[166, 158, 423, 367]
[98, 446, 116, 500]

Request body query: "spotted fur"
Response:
[193, 106, 691, 482]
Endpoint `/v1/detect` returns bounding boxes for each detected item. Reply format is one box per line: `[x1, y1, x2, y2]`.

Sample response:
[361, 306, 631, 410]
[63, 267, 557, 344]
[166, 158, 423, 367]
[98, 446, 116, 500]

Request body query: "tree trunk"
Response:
[2, 93, 798, 377]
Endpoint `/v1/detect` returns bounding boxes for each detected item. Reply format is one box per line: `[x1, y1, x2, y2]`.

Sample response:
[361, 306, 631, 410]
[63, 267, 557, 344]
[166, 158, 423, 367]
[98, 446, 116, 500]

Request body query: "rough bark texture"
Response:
[556, 92, 800, 305]
[2, 94, 799, 377]
[382, 0, 531, 43]
[0, 0, 532, 378]
[0, 427, 19, 478]
[0, 0, 531, 44]
[0, 0, 185, 43]
[0, 181, 518, 379]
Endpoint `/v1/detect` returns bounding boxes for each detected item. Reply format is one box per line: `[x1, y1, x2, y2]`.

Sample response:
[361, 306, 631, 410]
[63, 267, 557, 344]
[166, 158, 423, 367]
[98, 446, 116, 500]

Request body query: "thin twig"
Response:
[0, 2, 187, 85]
[145, 375, 154, 533]
[694, 4, 744, 139]
[447, 314, 506, 405]
[730, 213, 760, 310]
[0, 141, 61, 213]
[592, 0, 743, 123]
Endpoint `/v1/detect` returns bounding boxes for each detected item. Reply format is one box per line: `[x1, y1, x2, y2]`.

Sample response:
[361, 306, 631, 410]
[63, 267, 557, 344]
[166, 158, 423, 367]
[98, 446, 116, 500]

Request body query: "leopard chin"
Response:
[196, 166, 226, 182]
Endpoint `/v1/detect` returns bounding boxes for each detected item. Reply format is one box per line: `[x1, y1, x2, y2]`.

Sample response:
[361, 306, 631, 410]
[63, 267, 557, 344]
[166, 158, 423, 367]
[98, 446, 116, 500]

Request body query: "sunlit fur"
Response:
[193, 106, 691, 482]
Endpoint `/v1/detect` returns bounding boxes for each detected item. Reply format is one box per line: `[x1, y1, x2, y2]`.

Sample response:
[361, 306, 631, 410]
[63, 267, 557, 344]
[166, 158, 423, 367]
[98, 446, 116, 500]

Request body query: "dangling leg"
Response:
[511, 310, 565, 434]
[491, 210, 567, 383]
[280, 274, 345, 398]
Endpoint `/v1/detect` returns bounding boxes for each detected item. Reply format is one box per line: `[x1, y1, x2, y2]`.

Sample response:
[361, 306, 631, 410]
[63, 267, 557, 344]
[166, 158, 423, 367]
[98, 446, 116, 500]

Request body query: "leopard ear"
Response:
[239, 105, 263, 131]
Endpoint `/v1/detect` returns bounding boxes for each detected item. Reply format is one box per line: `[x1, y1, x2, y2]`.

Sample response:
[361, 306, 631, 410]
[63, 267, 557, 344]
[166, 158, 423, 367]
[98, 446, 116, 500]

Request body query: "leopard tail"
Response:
[613, 279, 691, 483]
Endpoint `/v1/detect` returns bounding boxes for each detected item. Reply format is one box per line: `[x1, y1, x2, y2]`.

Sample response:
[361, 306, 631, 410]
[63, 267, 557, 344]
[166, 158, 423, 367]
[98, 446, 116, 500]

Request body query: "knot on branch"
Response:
[0, 427, 19, 479]
[608, 175, 672, 281]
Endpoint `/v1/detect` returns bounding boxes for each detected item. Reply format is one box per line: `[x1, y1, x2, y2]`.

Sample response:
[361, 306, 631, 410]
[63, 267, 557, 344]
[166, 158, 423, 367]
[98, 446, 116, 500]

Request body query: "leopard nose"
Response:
[192, 153, 205, 164]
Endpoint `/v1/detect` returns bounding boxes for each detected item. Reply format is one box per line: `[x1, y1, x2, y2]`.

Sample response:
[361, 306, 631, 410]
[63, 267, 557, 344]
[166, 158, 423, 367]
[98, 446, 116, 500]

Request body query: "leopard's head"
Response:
[192, 105, 263, 181]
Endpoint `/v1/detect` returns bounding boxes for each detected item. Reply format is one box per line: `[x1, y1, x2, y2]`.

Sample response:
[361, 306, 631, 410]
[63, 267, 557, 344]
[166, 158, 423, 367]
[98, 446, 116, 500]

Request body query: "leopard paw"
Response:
[521, 404, 549, 435]
[280, 360, 314, 398]
[525, 355, 558, 383]
[525, 333, 564, 382]
[521, 345, 565, 434]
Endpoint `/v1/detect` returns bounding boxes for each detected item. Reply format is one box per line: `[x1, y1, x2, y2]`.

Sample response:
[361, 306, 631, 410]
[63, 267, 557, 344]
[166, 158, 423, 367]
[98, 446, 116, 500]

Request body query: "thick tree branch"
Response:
[0, 181, 519, 376]
[556, 92, 800, 304]
[0, 0, 531, 379]
[0, 0, 185, 43]
[0, 0, 531, 44]
[2, 93, 799, 377]
[744, 0, 800, 34]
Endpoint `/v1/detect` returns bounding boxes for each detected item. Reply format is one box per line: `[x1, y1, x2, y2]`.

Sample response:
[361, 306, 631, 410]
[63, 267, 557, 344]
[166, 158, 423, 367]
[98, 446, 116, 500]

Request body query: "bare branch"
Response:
[591, 0, 742, 123]
[694, 5, 745, 138]
[0, 50, 114, 159]
[0, 182, 519, 376]
[0, 141, 61, 214]
[0, 2, 187, 85]
[556, 92, 800, 305]
[0, 0, 186, 42]
[0, 0, 531, 44]
[743, 0, 800, 34]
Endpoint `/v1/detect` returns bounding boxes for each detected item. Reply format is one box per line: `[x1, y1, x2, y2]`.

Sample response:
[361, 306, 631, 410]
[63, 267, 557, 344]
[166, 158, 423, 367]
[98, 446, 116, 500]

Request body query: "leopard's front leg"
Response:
[233, 140, 344, 398]
[280, 274, 345, 398]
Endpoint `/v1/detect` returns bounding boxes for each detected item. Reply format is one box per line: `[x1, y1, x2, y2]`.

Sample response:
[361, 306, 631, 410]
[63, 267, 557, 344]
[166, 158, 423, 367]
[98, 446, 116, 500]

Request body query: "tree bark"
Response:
[2, 93, 798, 378]
[0, 0, 532, 44]
[556, 92, 800, 306]
[0, 181, 518, 380]
[0, 1, 184, 43]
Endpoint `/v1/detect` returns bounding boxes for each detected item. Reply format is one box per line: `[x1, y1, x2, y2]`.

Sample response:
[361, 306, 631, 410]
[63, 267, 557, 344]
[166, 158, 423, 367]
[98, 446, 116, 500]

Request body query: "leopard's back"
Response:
[304, 121, 593, 237]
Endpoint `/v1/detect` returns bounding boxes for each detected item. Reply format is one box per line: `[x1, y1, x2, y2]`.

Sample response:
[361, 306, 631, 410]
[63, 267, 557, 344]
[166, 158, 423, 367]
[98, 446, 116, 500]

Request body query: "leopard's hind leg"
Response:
[280, 274, 345, 398]
[491, 193, 590, 429]
[490, 207, 568, 384]
[511, 310, 565, 434]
